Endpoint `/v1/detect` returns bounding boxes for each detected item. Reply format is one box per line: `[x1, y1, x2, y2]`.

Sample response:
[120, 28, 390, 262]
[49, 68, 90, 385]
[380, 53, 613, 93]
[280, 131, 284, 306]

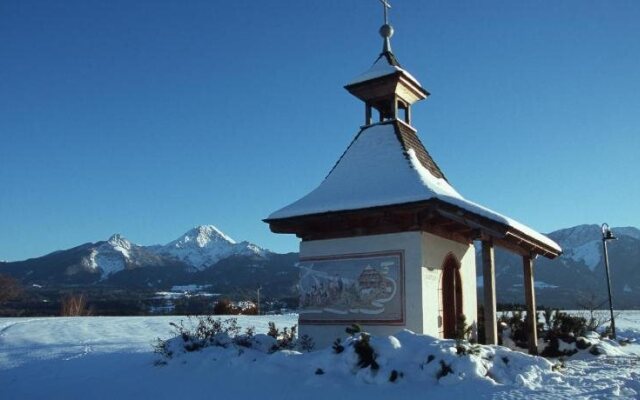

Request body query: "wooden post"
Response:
[392, 95, 398, 120]
[523, 255, 538, 355]
[482, 240, 498, 345]
[365, 104, 372, 125]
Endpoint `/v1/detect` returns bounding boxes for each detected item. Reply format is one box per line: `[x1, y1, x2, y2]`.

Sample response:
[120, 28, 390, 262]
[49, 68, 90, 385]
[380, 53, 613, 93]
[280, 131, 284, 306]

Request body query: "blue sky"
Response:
[1, 0, 639, 261]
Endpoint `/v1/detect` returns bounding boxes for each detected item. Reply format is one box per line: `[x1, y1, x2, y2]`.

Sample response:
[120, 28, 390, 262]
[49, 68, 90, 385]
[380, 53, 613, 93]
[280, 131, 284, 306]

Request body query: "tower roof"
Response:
[345, 2, 428, 111]
[346, 51, 423, 89]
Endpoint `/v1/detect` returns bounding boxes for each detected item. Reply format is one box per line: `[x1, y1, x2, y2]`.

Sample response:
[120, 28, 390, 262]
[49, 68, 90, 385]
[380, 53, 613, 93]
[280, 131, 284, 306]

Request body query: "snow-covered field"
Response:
[1, 313, 639, 400]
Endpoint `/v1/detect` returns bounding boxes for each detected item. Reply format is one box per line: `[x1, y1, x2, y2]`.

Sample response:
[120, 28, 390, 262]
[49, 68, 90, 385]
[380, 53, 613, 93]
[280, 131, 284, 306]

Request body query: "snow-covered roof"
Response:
[346, 52, 422, 88]
[268, 121, 561, 253]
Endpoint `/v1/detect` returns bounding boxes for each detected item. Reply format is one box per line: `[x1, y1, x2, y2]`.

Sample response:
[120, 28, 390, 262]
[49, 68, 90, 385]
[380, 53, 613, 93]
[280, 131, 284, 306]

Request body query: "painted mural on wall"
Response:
[298, 251, 404, 324]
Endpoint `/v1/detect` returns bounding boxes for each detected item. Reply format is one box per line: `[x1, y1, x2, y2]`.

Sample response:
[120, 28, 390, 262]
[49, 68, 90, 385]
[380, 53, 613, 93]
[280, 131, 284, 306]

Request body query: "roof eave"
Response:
[264, 199, 562, 259]
[430, 199, 562, 259]
[344, 71, 429, 99]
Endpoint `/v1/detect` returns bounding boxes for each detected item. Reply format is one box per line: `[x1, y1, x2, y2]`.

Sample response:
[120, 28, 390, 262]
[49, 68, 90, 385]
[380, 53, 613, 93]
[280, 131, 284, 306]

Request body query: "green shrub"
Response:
[297, 334, 315, 352]
[353, 333, 379, 370]
[332, 338, 344, 354]
[345, 324, 362, 336]
[436, 360, 453, 379]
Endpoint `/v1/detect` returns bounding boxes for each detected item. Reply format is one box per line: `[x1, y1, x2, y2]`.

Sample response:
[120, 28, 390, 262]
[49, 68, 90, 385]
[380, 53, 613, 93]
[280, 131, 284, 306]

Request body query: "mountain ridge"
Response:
[1, 223, 638, 309]
[0, 225, 269, 283]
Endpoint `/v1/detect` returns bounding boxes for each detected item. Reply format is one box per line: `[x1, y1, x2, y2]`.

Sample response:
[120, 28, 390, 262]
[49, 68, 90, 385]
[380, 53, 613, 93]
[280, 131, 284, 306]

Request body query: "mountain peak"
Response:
[176, 225, 236, 248]
[196, 225, 236, 245]
[150, 224, 264, 269]
[107, 234, 132, 252]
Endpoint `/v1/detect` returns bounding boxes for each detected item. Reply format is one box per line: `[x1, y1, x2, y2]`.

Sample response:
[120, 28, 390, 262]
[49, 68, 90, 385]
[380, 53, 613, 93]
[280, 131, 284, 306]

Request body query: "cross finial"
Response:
[378, 0, 394, 54]
[380, 0, 391, 25]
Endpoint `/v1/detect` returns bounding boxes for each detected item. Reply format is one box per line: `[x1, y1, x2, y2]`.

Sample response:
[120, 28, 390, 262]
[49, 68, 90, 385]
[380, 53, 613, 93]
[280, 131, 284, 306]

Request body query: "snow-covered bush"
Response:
[267, 321, 297, 350]
[539, 312, 589, 357]
[153, 316, 300, 360]
[314, 329, 555, 387]
[154, 318, 564, 390]
[153, 316, 245, 357]
[498, 310, 533, 349]
[498, 309, 627, 358]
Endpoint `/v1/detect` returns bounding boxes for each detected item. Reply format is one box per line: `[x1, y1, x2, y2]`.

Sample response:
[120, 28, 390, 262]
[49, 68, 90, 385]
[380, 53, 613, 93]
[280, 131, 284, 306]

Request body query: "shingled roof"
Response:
[395, 120, 447, 181]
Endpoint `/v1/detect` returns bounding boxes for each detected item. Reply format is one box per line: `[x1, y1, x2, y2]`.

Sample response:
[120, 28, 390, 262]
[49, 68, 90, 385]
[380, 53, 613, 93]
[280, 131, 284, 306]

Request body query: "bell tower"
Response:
[344, 1, 429, 126]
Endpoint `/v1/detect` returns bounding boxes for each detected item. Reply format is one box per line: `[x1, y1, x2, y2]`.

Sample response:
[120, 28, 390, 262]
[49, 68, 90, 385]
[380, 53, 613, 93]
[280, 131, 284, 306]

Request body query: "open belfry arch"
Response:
[264, 2, 561, 353]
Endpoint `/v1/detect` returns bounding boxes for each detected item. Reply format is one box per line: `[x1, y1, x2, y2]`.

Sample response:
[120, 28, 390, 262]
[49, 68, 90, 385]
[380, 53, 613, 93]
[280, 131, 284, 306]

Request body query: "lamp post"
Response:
[601, 223, 617, 339]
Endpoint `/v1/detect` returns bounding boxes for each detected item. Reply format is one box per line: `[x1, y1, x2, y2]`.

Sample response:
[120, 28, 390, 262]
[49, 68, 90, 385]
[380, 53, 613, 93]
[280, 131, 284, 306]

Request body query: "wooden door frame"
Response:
[441, 253, 463, 339]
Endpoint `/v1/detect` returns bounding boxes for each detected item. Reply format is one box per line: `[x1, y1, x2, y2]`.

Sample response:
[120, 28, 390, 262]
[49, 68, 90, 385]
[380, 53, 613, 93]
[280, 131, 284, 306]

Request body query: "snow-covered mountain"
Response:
[0, 225, 270, 283]
[549, 225, 605, 271]
[548, 225, 640, 271]
[477, 224, 640, 308]
[550, 224, 640, 248]
[2, 223, 638, 308]
[149, 225, 266, 270]
[81, 234, 131, 277]
[80, 234, 172, 278]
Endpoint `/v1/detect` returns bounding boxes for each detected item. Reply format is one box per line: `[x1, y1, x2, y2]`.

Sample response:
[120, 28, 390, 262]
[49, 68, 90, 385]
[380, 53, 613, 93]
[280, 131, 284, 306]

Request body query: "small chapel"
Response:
[264, 3, 562, 353]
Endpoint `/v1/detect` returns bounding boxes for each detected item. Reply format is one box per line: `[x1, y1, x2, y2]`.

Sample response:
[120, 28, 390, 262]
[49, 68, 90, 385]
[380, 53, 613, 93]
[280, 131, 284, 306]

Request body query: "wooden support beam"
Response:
[392, 95, 398, 119]
[365, 104, 372, 125]
[482, 240, 498, 345]
[522, 255, 538, 355]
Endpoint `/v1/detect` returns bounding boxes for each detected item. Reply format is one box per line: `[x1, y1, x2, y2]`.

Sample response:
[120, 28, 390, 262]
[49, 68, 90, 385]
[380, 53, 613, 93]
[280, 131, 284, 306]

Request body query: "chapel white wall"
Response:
[298, 231, 478, 348]
[299, 232, 424, 348]
[420, 232, 477, 338]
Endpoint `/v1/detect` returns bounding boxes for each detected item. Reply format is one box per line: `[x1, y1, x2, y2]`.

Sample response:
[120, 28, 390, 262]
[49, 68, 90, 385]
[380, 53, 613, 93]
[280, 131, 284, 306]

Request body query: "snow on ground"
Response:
[511, 281, 559, 289]
[1, 313, 639, 400]
[481, 280, 559, 289]
[170, 284, 213, 292]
